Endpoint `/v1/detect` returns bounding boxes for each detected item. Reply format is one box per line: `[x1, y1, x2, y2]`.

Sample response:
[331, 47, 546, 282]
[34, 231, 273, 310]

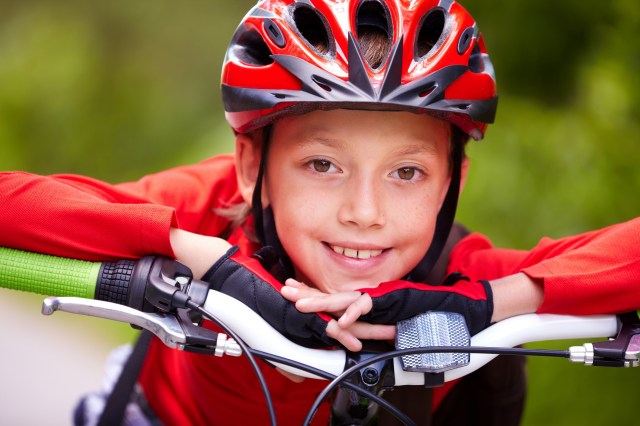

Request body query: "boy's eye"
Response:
[311, 159, 333, 173]
[396, 167, 417, 180]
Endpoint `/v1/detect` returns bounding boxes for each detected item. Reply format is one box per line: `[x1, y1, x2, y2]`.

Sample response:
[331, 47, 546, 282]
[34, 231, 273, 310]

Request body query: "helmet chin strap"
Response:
[405, 140, 463, 283]
[251, 128, 463, 284]
[251, 127, 295, 280]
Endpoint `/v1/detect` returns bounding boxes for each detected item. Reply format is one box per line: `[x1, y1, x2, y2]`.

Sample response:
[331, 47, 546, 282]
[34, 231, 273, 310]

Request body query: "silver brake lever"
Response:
[42, 297, 186, 349]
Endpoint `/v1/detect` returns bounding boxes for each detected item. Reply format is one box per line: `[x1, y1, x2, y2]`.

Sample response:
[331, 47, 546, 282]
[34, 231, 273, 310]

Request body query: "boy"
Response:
[1, 0, 639, 424]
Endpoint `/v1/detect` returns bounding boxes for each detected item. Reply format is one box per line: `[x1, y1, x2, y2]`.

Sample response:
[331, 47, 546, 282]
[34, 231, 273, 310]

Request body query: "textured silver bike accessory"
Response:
[395, 311, 471, 373]
[569, 342, 595, 366]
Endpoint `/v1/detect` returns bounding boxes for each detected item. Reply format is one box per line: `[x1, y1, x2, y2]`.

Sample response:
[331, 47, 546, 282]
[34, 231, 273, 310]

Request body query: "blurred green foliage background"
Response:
[0, 0, 638, 424]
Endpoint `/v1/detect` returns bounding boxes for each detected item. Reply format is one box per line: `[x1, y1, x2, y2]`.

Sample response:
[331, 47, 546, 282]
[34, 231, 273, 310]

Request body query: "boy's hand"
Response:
[203, 246, 364, 349]
[359, 279, 494, 336]
[281, 279, 395, 351]
[284, 277, 494, 337]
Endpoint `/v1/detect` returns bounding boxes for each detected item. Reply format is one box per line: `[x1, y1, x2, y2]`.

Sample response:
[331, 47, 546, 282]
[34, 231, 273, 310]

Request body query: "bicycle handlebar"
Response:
[0, 247, 100, 298]
[1, 246, 638, 386]
[0, 246, 143, 305]
[202, 290, 621, 383]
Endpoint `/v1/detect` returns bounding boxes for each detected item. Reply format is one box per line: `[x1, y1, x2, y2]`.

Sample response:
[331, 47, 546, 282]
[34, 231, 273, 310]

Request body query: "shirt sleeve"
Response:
[449, 217, 640, 315]
[521, 218, 640, 315]
[0, 155, 241, 261]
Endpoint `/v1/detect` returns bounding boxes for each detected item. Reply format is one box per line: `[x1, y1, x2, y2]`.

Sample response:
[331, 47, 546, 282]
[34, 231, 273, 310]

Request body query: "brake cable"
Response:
[188, 302, 278, 426]
[303, 346, 570, 426]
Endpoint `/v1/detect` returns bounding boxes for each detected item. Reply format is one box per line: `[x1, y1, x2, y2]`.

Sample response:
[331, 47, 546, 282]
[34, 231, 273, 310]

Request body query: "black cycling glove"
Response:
[202, 246, 337, 348]
[359, 277, 494, 335]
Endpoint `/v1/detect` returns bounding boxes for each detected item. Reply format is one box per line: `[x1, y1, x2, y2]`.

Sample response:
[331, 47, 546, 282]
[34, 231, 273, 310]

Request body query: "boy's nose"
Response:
[337, 177, 386, 229]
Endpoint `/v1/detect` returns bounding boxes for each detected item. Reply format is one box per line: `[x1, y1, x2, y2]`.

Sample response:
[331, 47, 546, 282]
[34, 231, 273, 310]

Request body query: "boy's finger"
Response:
[281, 278, 322, 301]
[284, 278, 310, 289]
[326, 319, 362, 352]
[348, 322, 396, 341]
[281, 285, 304, 302]
[337, 293, 373, 327]
[295, 291, 361, 313]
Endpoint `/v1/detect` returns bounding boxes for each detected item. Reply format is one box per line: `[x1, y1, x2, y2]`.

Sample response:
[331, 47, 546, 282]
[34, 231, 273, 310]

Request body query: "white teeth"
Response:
[331, 246, 383, 259]
[344, 248, 358, 258]
[358, 250, 371, 259]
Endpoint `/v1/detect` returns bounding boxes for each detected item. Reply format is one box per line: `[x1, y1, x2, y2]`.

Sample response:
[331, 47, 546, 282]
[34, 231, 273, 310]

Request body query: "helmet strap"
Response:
[406, 139, 463, 283]
[251, 127, 295, 280]
[250, 127, 269, 248]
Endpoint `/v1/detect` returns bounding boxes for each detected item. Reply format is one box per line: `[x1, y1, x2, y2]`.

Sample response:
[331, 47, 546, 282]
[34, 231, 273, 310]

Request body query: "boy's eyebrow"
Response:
[390, 142, 440, 157]
[293, 133, 441, 156]
[295, 135, 347, 150]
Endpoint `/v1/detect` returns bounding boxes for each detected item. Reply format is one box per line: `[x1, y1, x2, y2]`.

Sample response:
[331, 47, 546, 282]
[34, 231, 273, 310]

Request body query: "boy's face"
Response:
[263, 109, 452, 293]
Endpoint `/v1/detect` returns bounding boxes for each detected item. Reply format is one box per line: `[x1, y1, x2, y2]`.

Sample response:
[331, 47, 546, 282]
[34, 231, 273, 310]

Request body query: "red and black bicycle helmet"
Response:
[221, 0, 498, 281]
[222, 0, 497, 141]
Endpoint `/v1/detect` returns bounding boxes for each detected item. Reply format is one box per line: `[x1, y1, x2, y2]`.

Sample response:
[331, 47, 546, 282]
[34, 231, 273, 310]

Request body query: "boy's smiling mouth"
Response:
[326, 243, 385, 260]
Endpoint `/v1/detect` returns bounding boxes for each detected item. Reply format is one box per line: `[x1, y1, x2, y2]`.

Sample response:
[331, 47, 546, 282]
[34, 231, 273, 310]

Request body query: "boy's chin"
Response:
[294, 267, 388, 293]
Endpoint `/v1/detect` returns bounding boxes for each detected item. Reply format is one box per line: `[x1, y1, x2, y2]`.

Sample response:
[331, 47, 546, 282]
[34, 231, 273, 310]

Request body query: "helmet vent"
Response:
[292, 6, 332, 56]
[230, 28, 274, 66]
[416, 8, 445, 59]
[356, 0, 392, 69]
[265, 18, 286, 48]
[419, 82, 437, 98]
[457, 26, 474, 54]
[311, 75, 333, 92]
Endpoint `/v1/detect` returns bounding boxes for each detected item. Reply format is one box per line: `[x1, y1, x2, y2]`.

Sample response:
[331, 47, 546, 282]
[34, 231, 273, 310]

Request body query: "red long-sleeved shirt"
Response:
[1, 155, 639, 425]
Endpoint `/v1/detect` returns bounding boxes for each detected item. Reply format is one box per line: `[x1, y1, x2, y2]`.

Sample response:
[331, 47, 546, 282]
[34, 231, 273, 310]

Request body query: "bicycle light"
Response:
[396, 311, 471, 373]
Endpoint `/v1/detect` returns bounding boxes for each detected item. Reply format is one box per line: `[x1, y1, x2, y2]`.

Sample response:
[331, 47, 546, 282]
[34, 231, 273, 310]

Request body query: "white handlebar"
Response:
[203, 291, 347, 379]
[203, 290, 620, 384]
[450, 313, 617, 381]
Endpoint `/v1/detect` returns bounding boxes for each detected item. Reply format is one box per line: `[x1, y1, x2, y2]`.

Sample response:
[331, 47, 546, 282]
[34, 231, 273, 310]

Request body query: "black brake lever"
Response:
[591, 312, 640, 367]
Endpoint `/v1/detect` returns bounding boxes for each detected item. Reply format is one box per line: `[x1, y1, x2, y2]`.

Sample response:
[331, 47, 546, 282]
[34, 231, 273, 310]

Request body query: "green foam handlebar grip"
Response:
[0, 247, 99, 299]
